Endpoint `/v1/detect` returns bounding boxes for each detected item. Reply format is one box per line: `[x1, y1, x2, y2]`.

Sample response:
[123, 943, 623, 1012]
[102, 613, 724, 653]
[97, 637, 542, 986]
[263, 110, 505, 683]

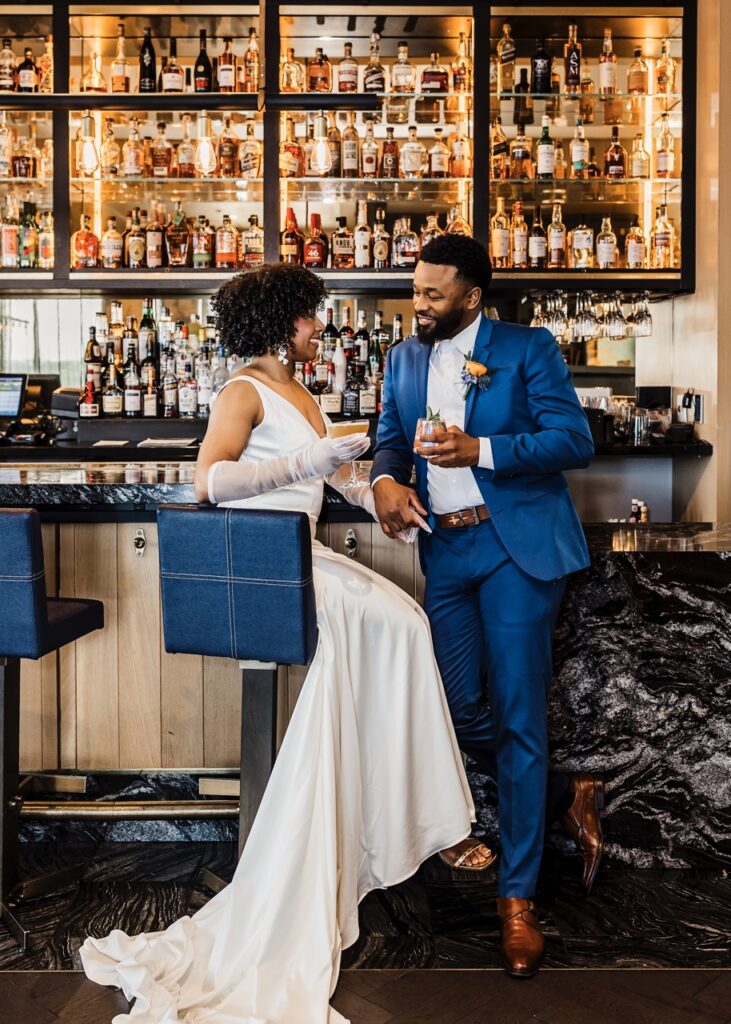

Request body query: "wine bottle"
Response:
[138, 26, 156, 93]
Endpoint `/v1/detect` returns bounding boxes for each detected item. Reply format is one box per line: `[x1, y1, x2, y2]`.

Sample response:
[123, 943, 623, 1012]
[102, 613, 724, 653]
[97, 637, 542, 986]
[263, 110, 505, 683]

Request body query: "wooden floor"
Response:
[3, 969, 730, 1024]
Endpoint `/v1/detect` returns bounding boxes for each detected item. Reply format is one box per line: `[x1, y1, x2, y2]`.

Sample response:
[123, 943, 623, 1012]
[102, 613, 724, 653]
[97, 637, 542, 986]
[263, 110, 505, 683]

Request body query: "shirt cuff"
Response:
[371, 474, 396, 488]
[477, 437, 494, 470]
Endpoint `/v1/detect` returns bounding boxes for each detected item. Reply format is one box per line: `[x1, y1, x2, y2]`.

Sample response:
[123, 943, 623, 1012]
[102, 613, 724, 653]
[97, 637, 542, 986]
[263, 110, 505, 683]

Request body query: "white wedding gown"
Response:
[80, 376, 475, 1024]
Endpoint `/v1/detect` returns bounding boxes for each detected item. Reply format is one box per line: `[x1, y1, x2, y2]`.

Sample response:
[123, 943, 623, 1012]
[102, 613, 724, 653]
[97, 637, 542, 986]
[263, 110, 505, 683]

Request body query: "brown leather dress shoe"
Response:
[496, 897, 544, 978]
[560, 773, 605, 895]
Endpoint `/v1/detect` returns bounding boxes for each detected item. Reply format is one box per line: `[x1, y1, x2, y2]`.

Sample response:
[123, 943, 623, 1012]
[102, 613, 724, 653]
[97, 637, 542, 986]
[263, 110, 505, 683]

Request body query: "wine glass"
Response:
[326, 419, 370, 488]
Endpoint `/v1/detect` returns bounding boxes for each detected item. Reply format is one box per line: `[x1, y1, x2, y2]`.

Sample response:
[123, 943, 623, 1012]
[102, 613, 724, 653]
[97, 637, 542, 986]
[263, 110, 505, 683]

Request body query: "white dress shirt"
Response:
[373, 315, 494, 515]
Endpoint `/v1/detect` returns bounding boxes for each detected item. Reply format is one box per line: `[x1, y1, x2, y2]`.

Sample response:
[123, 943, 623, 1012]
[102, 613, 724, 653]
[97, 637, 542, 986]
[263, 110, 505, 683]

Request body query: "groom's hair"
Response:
[418, 235, 492, 299]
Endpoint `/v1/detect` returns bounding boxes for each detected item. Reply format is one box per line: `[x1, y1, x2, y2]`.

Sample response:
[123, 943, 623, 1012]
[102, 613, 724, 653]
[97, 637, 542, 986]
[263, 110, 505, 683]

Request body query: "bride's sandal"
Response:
[439, 839, 497, 872]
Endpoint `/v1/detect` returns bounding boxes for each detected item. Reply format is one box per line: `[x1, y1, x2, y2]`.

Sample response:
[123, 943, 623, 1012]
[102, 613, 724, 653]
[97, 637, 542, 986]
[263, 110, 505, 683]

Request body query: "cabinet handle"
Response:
[134, 528, 147, 557]
[344, 528, 357, 558]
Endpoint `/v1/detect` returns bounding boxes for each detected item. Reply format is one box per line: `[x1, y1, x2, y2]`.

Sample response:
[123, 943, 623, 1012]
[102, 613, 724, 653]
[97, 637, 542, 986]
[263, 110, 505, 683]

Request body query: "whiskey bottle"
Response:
[215, 214, 238, 268]
[656, 113, 676, 177]
[84, 325, 103, 388]
[428, 128, 449, 178]
[280, 48, 305, 93]
[102, 363, 124, 416]
[513, 67, 533, 126]
[531, 38, 551, 95]
[401, 125, 427, 178]
[138, 27, 156, 93]
[0, 196, 19, 268]
[354, 201, 372, 269]
[510, 201, 528, 269]
[326, 112, 341, 177]
[363, 32, 386, 93]
[81, 52, 107, 92]
[110, 23, 130, 93]
[125, 207, 146, 268]
[18, 201, 38, 268]
[165, 200, 190, 266]
[449, 122, 471, 178]
[420, 211, 443, 248]
[177, 114, 196, 177]
[38, 211, 54, 269]
[650, 205, 675, 268]
[138, 299, 158, 371]
[360, 118, 378, 178]
[100, 118, 120, 176]
[629, 134, 651, 178]
[535, 115, 555, 179]
[564, 24, 582, 93]
[146, 204, 164, 268]
[217, 37, 236, 93]
[604, 126, 627, 178]
[303, 213, 328, 268]
[372, 207, 391, 269]
[178, 361, 198, 419]
[337, 43, 359, 93]
[509, 121, 532, 179]
[380, 126, 399, 178]
[280, 207, 303, 264]
[392, 216, 419, 269]
[392, 40, 416, 93]
[194, 29, 212, 92]
[496, 24, 515, 95]
[0, 38, 16, 92]
[598, 28, 617, 96]
[528, 206, 547, 269]
[192, 215, 213, 269]
[71, 213, 99, 269]
[490, 117, 509, 180]
[354, 310, 370, 363]
[101, 216, 123, 268]
[121, 116, 145, 176]
[123, 343, 142, 417]
[445, 204, 471, 237]
[627, 48, 649, 94]
[547, 203, 566, 268]
[596, 216, 618, 269]
[331, 217, 355, 269]
[319, 362, 343, 414]
[79, 368, 101, 418]
[369, 312, 387, 378]
[161, 357, 178, 417]
[554, 140, 567, 179]
[151, 121, 173, 177]
[239, 27, 259, 94]
[142, 375, 159, 417]
[420, 52, 449, 93]
[17, 48, 38, 93]
[279, 117, 304, 177]
[571, 222, 594, 269]
[569, 118, 589, 179]
[162, 38, 184, 92]
[341, 112, 359, 178]
[308, 48, 332, 92]
[217, 115, 238, 177]
[240, 214, 264, 269]
[625, 214, 646, 269]
[655, 39, 676, 96]
[452, 32, 472, 93]
[339, 308, 355, 364]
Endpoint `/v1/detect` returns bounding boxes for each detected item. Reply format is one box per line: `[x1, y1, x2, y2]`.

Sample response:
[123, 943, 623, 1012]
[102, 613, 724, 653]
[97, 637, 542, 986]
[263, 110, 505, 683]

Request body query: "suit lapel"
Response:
[411, 339, 431, 426]
[464, 315, 495, 430]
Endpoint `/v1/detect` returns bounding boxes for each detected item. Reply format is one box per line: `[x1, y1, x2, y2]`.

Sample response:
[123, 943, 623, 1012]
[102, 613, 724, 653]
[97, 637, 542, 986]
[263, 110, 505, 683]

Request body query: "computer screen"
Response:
[0, 374, 27, 419]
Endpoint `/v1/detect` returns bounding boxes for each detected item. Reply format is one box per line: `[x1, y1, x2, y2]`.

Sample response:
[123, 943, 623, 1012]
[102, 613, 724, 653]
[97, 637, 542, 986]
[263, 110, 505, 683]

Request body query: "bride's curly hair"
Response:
[211, 264, 327, 359]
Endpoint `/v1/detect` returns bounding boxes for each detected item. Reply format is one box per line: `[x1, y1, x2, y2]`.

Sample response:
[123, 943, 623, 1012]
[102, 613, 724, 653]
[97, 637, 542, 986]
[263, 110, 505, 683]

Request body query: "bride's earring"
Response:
[277, 344, 289, 366]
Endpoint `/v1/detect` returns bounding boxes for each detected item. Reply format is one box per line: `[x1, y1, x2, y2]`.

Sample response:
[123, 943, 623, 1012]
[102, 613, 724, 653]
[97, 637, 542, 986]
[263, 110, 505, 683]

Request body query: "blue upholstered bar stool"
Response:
[158, 504, 318, 864]
[0, 508, 103, 949]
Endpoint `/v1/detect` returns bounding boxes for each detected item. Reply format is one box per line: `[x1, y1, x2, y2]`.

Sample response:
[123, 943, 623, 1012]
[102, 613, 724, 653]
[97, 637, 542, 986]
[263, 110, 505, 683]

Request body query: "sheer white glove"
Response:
[207, 434, 371, 505]
[326, 464, 420, 544]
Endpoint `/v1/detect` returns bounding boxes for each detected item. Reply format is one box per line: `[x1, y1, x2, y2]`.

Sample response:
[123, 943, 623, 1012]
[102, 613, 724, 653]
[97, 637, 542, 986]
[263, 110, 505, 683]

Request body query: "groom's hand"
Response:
[414, 425, 480, 468]
[373, 478, 428, 538]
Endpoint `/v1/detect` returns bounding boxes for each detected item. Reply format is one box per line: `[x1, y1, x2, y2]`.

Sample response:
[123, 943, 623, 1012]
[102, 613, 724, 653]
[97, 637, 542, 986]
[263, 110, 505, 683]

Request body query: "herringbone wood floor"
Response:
[3, 969, 730, 1024]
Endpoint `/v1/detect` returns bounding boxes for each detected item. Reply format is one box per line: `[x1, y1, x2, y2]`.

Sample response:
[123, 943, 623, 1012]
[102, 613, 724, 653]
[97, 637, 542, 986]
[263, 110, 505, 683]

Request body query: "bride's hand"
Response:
[308, 434, 371, 477]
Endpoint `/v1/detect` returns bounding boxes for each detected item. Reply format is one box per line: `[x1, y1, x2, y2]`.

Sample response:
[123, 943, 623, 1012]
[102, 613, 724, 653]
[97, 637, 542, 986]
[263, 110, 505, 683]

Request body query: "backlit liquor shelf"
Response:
[0, 1, 694, 294]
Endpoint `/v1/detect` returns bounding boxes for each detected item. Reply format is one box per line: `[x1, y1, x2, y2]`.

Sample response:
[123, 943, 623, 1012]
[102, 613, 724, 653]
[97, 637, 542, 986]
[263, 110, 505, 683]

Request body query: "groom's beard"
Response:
[414, 306, 467, 345]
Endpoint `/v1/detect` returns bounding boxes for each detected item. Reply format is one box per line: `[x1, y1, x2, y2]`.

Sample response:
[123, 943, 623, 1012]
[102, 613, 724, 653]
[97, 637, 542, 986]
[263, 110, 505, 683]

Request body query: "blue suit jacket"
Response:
[371, 315, 594, 581]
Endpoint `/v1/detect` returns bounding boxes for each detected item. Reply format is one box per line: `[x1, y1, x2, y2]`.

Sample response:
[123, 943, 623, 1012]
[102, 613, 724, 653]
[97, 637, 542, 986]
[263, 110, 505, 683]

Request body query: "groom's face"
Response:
[412, 262, 481, 345]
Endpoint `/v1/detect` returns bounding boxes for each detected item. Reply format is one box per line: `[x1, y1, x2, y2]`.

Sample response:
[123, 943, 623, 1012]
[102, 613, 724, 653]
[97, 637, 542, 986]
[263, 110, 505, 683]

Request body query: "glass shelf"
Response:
[280, 177, 471, 202]
[492, 178, 681, 205]
[70, 177, 263, 201]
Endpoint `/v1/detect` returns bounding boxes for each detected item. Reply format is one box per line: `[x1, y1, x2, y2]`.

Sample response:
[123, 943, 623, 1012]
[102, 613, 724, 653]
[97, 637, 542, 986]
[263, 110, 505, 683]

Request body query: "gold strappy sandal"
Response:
[438, 839, 497, 872]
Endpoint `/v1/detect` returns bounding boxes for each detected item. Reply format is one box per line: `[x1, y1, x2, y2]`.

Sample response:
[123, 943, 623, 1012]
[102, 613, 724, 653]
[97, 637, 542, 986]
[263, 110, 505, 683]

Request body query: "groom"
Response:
[371, 235, 603, 978]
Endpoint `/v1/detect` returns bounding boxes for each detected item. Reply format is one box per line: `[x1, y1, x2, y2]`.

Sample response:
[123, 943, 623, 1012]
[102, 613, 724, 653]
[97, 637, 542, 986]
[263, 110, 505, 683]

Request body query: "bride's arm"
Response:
[194, 380, 259, 502]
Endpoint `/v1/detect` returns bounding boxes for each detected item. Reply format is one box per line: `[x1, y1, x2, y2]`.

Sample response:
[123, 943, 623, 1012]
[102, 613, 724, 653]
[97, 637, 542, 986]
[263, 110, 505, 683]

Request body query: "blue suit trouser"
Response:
[422, 517, 566, 898]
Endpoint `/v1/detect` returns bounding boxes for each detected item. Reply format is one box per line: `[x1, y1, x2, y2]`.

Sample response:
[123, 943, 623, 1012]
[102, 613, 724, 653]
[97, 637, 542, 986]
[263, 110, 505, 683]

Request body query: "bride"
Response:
[80, 264, 492, 1024]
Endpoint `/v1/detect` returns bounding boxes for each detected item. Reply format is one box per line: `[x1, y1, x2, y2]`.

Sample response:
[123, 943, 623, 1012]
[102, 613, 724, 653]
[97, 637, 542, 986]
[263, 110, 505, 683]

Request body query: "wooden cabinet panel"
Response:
[161, 646, 204, 769]
[203, 657, 242, 768]
[19, 523, 57, 772]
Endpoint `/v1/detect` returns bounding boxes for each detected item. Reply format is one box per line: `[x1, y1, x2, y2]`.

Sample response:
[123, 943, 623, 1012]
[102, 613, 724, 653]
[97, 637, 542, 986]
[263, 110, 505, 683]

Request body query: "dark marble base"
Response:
[2, 839, 729, 971]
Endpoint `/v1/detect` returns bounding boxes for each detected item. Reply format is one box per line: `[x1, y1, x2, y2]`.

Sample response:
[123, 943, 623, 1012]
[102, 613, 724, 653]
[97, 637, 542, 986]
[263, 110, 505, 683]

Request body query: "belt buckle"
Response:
[449, 506, 477, 527]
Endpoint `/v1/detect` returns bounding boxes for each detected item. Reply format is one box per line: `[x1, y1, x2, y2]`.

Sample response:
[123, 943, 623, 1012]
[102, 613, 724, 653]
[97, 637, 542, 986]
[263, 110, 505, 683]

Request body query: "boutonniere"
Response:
[460, 351, 496, 400]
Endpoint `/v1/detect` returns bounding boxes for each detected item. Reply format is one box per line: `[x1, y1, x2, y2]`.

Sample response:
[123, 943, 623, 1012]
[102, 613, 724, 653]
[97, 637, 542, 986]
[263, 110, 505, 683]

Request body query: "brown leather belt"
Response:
[436, 504, 491, 529]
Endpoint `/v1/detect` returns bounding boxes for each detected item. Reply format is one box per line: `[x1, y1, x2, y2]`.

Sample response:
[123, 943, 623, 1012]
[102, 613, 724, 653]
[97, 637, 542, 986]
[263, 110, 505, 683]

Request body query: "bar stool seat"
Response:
[158, 504, 318, 881]
[0, 508, 103, 950]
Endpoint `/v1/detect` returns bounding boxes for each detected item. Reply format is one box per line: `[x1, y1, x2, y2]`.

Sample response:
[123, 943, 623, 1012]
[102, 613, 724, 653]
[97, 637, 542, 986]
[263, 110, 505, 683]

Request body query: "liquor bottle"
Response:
[339, 308, 355, 365]
[490, 197, 510, 268]
[656, 39, 676, 96]
[37, 35, 52, 93]
[496, 23, 515, 94]
[102, 363, 124, 416]
[341, 112, 359, 178]
[401, 125, 427, 179]
[0, 195, 19, 267]
[176, 114, 196, 177]
[308, 48, 332, 92]
[121, 116, 145, 176]
[513, 68, 533, 126]
[142, 374, 159, 418]
[124, 207, 145, 268]
[0, 111, 11, 175]
[564, 24, 582, 93]
[360, 118, 378, 178]
[281, 48, 305, 93]
[650, 205, 675, 268]
[191, 215, 212, 269]
[38, 210, 54, 268]
[421, 52, 449, 93]
[656, 113, 676, 177]
[280, 207, 303, 264]
[380, 126, 399, 178]
[359, 368, 377, 415]
[627, 47, 649, 94]
[428, 128, 449, 178]
[354, 201, 372, 269]
[446, 203, 471, 236]
[81, 51, 106, 92]
[372, 207, 391, 269]
[531, 38, 551, 95]
[303, 213, 327, 268]
[598, 28, 617, 96]
[420, 211, 443, 248]
[625, 214, 646, 269]
[138, 27, 156, 93]
[194, 111, 217, 176]
[109, 23, 130, 93]
[392, 40, 416, 93]
[71, 213, 99, 269]
[84, 324, 103, 387]
[162, 37, 184, 92]
[604, 126, 627, 178]
[547, 203, 566, 268]
[217, 37, 236, 93]
[178, 361, 198, 419]
[449, 121, 471, 178]
[123, 344, 142, 417]
[587, 147, 601, 178]
[320, 361, 343, 414]
[0, 39, 15, 91]
[509, 121, 532, 179]
[137, 299, 157, 368]
[342, 361, 362, 417]
[554, 140, 567, 179]
[240, 214, 264, 269]
[165, 200, 190, 266]
[194, 29, 212, 92]
[331, 216, 354, 269]
[579, 59, 595, 124]
[214, 214, 238, 268]
[596, 216, 617, 268]
[571, 221, 594, 269]
[490, 117, 509, 180]
[239, 27, 259, 94]
[392, 314, 404, 347]
[161, 357, 178, 417]
[353, 310, 370, 363]
[218, 115, 238, 177]
[363, 32, 386, 93]
[452, 32, 472, 93]
[337, 42, 359, 93]
[279, 117, 304, 177]
[17, 48, 38, 93]
[150, 121, 173, 177]
[100, 216, 123, 268]
[98, 118, 119, 176]
[196, 346, 212, 417]
[535, 115, 554, 179]
[510, 201, 528, 269]
[569, 118, 589, 179]
[79, 367, 101, 418]
[629, 134, 650, 178]
[392, 216, 419, 269]
[18, 201, 38, 267]
[331, 337, 347, 393]
[12, 132, 36, 178]
[325, 112, 341, 177]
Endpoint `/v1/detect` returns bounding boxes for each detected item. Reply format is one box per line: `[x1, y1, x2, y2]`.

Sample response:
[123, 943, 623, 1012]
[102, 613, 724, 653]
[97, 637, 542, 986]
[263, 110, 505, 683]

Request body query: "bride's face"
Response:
[290, 314, 325, 363]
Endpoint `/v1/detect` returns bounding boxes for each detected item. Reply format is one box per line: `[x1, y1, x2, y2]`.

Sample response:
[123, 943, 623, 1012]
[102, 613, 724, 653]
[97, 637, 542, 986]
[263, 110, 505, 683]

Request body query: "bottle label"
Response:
[179, 386, 197, 414]
[332, 235, 354, 255]
[599, 60, 617, 92]
[110, 62, 128, 92]
[500, 44, 516, 65]
[124, 151, 145, 175]
[630, 154, 647, 177]
[79, 402, 99, 417]
[320, 392, 343, 413]
[315, 363, 329, 384]
[359, 389, 377, 414]
[382, 151, 398, 176]
[342, 140, 359, 170]
[654, 231, 672, 251]
[402, 149, 425, 175]
[571, 138, 589, 169]
[103, 394, 123, 415]
[393, 246, 418, 268]
[536, 143, 555, 175]
[361, 150, 377, 175]
[363, 68, 385, 92]
[146, 233, 163, 268]
[238, 149, 260, 176]
[627, 240, 645, 267]
[218, 64, 235, 89]
[338, 67, 359, 91]
[373, 238, 389, 262]
[512, 230, 528, 263]
[101, 237, 123, 263]
[533, 58, 550, 92]
[547, 226, 565, 256]
[573, 228, 593, 249]
[303, 243, 325, 265]
[125, 389, 141, 412]
[491, 227, 510, 258]
[143, 392, 158, 416]
[453, 68, 468, 92]
[127, 235, 146, 264]
[607, 162, 625, 179]
[657, 150, 674, 174]
[355, 238, 371, 268]
[162, 70, 183, 92]
[2, 226, 19, 260]
[597, 238, 616, 265]
[566, 48, 580, 85]
[152, 155, 171, 177]
[528, 236, 547, 258]
[18, 69, 37, 90]
[421, 71, 448, 93]
[279, 150, 300, 176]
[430, 151, 449, 175]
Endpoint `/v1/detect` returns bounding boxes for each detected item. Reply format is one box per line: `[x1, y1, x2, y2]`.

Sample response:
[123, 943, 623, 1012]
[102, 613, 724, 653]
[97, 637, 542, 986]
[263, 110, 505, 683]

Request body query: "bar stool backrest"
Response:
[0, 508, 49, 659]
[158, 504, 318, 666]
